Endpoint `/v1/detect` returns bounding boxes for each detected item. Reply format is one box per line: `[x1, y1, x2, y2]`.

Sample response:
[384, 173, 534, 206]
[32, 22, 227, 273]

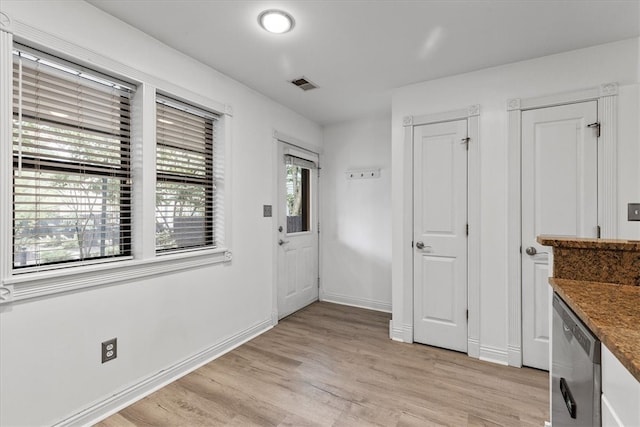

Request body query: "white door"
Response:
[521, 101, 598, 370]
[277, 142, 319, 319]
[413, 119, 468, 352]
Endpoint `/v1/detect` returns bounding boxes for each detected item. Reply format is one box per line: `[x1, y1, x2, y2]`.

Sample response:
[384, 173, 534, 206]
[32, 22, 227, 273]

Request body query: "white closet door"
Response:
[521, 101, 598, 370]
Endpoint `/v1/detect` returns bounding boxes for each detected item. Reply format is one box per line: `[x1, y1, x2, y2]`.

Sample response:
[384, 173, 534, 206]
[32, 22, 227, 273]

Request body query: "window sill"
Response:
[0, 248, 232, 304]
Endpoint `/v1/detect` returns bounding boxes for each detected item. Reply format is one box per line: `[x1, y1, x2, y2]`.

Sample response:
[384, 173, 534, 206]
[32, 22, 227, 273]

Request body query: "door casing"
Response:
[506, 83, 619, 367]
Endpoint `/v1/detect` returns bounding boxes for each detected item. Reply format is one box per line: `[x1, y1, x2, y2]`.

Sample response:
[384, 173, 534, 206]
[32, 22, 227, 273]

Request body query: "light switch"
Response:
[263, 205, 272, 217]
[628, 203, 640, 221]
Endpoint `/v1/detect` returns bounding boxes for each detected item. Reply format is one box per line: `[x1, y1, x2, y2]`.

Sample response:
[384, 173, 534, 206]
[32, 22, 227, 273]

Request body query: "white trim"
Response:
[389, 319, 404, 342]
[407, 107, 472, 127]
[468, 338, 480, 359]
[398, 105, 481, 358]
[467, 109, 481, 358]
[0, 12, 12, 34]
[506, 83, 618, 367]
[518, 87, 599, 110]
[274, 130, 323, 155]
[321, 292, 391, 313]
[479, 345, 509, 366]
[0, 29, 13, 294]
[507, 103, 523, 367]
[271, 134, 279, 325]
[2, 248, 229, 303]
[402, 323, 413, 343]
[53, 318, 273, 427]
[131, 83, 157, 260]
[598, 88, 618, 238]
[221, 106, 233, 249]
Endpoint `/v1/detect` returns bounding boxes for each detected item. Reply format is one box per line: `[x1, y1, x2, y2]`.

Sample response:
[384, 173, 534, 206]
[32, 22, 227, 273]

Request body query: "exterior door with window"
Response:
[521, 101, 598, 370]
[413, 119, 468, 352]
[276, 142, 319, 319]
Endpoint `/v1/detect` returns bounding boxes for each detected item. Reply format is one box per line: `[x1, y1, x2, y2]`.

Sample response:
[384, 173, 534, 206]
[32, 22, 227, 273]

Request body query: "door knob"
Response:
[278, 239, 290, 246]
[525, 246, 548, 256]
[415, 241, 431, 250]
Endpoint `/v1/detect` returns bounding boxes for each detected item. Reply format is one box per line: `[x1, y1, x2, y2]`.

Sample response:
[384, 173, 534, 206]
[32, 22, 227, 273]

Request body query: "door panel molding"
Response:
[398, 105, 481, 359]
[506, 83, 618, 367]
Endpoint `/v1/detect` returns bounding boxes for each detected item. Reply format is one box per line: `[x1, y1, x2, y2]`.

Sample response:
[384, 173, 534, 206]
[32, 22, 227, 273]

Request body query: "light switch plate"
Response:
[263, 205, 272, 217]
[628, 203, 640, 221]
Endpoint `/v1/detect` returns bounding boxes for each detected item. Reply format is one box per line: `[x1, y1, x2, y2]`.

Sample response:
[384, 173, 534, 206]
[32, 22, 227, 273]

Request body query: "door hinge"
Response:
[587, 122, 601, 138]
[466, 223, 469, 236]
[318, 222, 320, 234]
[597, 225, 601, 239]
[411, 241, 414, 248]
[466, 309, 469, 321]
[317, 277, 321, 288]
[461, 137, 470, 150]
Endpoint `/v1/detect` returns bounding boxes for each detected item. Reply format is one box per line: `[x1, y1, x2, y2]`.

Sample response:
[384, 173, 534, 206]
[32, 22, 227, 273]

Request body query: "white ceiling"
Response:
[86, 0, 639, 125]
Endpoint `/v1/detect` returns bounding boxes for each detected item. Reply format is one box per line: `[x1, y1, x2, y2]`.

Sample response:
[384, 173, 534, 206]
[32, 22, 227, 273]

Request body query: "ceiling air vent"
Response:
[291, 77, 318, 91]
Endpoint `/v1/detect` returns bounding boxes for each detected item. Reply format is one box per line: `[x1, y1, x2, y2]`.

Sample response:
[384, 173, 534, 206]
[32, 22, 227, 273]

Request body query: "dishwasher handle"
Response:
[560, 377, 577, 419]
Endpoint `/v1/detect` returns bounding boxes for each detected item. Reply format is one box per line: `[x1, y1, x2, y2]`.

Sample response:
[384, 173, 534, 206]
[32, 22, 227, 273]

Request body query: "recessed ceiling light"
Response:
[258, 9, 295, 34]
[50, 111, 68, 118]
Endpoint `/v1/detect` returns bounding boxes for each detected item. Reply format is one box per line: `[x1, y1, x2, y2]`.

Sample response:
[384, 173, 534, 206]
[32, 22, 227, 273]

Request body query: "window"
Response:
[285, 155, 314, 233]
[155, 96, 218, 252]
[12, 45, 133, 270]
[286, 165, 310, 233]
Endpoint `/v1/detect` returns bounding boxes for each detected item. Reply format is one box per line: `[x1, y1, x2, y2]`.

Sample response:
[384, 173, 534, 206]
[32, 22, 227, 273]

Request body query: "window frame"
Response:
[0, 33, 233, 304]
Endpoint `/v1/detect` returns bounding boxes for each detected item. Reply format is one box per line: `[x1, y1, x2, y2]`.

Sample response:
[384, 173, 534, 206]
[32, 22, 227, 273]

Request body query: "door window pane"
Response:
[286, 165, 310, 233]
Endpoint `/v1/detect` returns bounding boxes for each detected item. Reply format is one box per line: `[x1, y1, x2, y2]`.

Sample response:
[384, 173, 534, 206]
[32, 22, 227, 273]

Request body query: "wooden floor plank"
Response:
[96, 302, 549, 426]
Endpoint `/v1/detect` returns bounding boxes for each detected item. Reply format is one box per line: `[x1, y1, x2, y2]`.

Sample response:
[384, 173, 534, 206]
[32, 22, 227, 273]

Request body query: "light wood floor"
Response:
[97, 302, 549, 426]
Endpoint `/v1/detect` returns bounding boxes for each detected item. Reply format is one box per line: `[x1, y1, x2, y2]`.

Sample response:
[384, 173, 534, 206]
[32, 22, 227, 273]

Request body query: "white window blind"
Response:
[12, 44, 134, 271]
[155, 95, 219, 252]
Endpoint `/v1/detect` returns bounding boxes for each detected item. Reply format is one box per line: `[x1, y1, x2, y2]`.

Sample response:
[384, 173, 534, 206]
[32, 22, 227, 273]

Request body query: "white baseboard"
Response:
[508, 344, 523, 367]
[389, 319, 405, 342]
[320, 292, 391, 313]
[479, 345, 509, 366]
[53, 319, 273, 427]
[468, 338, 480, 358]
[402, 323, 413, 343]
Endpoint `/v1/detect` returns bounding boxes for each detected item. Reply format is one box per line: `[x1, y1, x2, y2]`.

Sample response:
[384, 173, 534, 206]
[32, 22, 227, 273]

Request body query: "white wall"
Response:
[0, 2, 322, 426]
[392, 38, 640, 359]
[320, 115, 392, 312]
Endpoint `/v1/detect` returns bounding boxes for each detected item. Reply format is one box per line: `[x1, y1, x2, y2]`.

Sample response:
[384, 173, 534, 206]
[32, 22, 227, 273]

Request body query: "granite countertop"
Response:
[538, 235, 640, 251]
[550, 278, 640, 382]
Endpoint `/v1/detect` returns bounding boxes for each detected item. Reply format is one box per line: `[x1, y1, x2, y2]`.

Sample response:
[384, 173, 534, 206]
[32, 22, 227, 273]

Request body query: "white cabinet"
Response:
[601, 345, 640, 427]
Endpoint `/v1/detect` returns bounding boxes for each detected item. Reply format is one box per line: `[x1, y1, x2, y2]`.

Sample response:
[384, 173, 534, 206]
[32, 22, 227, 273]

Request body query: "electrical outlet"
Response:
[629, 203, 640, 221]
[101, 338, 117, 363]
[263, 205, 272, 217]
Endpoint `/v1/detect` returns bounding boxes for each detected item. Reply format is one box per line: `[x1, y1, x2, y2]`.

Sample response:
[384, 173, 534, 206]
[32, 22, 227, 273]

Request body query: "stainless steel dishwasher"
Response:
[552, 293, 601, 426]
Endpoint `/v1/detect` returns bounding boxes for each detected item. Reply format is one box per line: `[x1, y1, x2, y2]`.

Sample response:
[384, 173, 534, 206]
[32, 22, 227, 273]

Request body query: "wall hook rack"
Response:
[346, 168, 381, 180]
